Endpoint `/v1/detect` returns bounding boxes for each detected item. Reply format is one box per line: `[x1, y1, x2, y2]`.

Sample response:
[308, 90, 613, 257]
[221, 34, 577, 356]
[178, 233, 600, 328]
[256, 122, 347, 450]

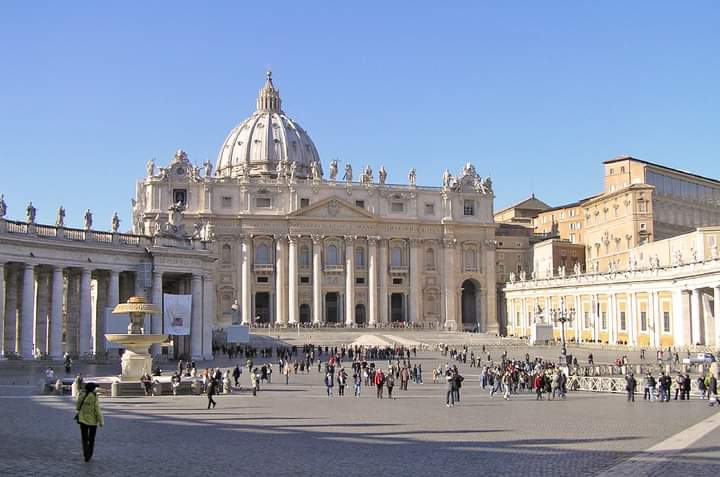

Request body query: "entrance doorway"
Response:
[390, 293, 405, 322]
[325, 293, 339, 323]
[299, 304, 311, 324]
[254, 292, 270, 324]
[355, 304, 366, 325]
[461, 279, 478, 330]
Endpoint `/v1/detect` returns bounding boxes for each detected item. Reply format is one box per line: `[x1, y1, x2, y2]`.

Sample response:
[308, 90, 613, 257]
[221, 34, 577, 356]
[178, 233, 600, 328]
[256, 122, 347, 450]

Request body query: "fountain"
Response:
[105, 296, 168, 380]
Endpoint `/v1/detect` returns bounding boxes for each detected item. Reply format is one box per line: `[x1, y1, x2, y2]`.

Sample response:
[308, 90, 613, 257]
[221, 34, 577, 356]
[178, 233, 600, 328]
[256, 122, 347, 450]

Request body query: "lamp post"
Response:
[550, 298, 575, 360]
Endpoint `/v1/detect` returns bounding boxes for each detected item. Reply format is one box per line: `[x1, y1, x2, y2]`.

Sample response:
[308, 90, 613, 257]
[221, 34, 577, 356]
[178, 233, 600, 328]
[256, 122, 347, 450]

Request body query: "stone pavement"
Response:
[0, 342, 719, 476]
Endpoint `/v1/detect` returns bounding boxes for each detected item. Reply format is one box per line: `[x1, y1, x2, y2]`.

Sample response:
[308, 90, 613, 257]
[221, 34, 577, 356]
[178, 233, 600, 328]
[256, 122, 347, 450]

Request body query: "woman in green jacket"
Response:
[76, 382, 104, 462]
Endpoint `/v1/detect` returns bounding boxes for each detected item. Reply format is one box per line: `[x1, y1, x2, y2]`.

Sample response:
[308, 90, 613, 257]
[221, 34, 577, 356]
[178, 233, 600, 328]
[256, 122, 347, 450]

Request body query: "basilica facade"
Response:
[133, 72, 498, 332]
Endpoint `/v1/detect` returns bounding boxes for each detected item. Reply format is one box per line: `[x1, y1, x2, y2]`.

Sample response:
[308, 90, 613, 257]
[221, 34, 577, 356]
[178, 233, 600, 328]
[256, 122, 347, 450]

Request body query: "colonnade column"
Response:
[713, 286, 720, 347]
[241, 236, 251, 326]
[0, 263, 4, 357]
[608, 294, 617, 345]
[190, 274, 203, 358]
[672, 289, 687, 346]
[408, 239, 420, 324]
[49, 266, 64, 358]
[574, 295, 581, 343]
[443, 239, 457, 330]
[202, 275, 215, 358]
[18, 264, 36, 357]
[653, 291, 662, 348]
[34, 271, 50, 356]
[275, 235, 287, 325]
[288, 236, 298, 325]
[65, 272, 79, 355]
[368, 237, 378, 326]
[150, 271, 163, 356]
[312, 235, 322, 325]
[690, 288, 701, 345]
[378, 239, 388, 324]
[344, 236, 355, 326]
[78, 268, 92, 356]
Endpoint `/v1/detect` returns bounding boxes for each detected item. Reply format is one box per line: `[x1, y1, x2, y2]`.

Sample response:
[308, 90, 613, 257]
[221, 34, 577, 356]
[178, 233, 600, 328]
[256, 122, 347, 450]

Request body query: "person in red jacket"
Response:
[374, 369, 385, 399]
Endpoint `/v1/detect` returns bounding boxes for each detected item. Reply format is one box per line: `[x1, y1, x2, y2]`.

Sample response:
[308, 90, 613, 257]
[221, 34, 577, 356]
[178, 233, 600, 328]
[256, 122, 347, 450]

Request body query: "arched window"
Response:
[425, 248, 435, 271]
[326, 244, 338, 265]
[391, 246, 403, 267]
[464, 249, 476, 271]
[221, 244, 231, 264]
[299, 245, 311, 268]
[355, 247, 365, 267]
[255, 243, 270, 264]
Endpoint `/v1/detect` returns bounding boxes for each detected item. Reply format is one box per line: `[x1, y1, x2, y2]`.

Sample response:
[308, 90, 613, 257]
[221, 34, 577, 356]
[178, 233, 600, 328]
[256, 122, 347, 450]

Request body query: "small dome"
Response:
[215, 71, 320, 178]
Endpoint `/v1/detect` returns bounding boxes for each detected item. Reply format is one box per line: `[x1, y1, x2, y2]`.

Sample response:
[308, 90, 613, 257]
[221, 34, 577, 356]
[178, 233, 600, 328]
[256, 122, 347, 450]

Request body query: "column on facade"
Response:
[34, 270, 50, 356]
[713, 286, 720, 347]
[150, 270, 163, 356]
[202, 275, 215, 358]
[652, 290, 662, 348]
[312, 235, 322, 325]
[367, 237, 378, 326]
[607, 294, 616, 345]
[408, 239, 421, 324]
[672, 289, 686, 346]
[591, 294, 599, 342]
[102, 270, 120, 354]
[378, 239, 388, 324]
[690, 288, 702, 345]
[443, 239, 457, 330]
[573, 295, 581, 343]
[49, 266, 64, 358]
[19, 263, 36, 357]
[190, 274, 203, 358]
[0, 263, 4, 357]
[344, 236, 355, 326]
[275, 235, 288, 325]
[241, 236, 252, 326]
[288, 235, 298, 325]
[630, 292, 640, 347]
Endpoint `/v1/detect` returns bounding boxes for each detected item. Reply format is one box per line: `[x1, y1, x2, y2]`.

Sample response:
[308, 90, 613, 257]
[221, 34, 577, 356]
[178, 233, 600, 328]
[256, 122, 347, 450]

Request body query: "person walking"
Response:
[324, 371, 334, 397]
[207, 377, 218, 409]
[374, 369, 385, 399]
[250, 368, 258, 396]
[76, 382, 103, 462]
[625, 374, 637, 402]
[353, 371, 362, 397]
[708, 374, 719, 406]
[233, 365, 241, 387]
[445, 370, 455, 407]
[386, 371, 395, 400]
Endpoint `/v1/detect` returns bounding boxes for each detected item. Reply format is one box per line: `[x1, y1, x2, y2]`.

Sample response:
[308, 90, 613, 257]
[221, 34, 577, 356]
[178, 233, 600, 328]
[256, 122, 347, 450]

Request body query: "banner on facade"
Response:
[163, 294, 192, 335]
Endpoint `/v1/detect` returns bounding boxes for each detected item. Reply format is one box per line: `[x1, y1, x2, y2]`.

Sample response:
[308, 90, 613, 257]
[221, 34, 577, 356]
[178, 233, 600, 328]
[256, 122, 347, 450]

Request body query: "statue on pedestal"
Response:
[241, 163, 250, 181]
[203, 160, 213, 178]
[26, 201, 36, 224]
[408, 168, 416, 187]
[442, 169, 452, 188]
[55, 206, 65, 227]
[343, 163, 353, 183]
[289, 161, 297, 182]
[0, 194, 6, 218]
[84, 209, 93, 230]
[111, 212, 121, 233]
[329, 160, 339, 181]
[146, 159, 155, 177]
[378, 166, 387, 185]
[311, 160, 322, 181]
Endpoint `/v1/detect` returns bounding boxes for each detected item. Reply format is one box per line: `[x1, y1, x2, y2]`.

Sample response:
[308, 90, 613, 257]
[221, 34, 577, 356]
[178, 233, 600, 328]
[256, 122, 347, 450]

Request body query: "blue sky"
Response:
[0, 2, 718, 229]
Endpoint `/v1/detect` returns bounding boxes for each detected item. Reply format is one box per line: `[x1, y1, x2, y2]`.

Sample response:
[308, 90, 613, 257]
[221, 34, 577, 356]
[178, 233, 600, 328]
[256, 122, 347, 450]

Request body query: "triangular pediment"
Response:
[289, 196, 376, 220]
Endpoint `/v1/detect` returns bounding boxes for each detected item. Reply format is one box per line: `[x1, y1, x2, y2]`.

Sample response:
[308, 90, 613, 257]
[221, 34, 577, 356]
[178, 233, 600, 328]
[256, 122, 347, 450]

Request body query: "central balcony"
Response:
[253, 263, 274, 273]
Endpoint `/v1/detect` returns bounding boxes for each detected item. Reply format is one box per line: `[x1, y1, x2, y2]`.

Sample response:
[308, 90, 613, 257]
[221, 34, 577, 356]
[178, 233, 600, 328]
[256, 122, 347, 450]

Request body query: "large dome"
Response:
[215, 71, 320, 179]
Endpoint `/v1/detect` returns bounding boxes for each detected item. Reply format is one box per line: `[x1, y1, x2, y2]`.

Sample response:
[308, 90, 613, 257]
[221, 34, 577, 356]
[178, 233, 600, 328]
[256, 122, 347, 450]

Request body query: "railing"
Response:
[390, 265, 409, 273]
[5, 220, 28, 234]
[323, 264, 344, 272]
[35, 224, 57, 238]
[63, 228, 86, 241]
[567, 374, 703, 395]
[253, 263, 274, 272]
[91, 231, 113, 243]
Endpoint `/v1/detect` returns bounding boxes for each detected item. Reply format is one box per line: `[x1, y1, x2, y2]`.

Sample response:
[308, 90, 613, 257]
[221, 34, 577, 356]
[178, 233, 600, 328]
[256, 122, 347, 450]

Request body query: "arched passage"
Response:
[461, 279, 479, 330]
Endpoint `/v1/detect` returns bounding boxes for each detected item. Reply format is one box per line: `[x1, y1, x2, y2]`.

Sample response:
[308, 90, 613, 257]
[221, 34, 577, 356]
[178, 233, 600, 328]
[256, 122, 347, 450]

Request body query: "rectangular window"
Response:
[300, 276, 310, 284]
[173, 189, 187, 206]
[300, 198, 310, 208]
[391, 202, 404, 213]
[424, 203, 435, 216]
[355, 200, 365, 209]
[640, 311, 647, 331]
[601, 311, 607, 330]
[463, 200, 475, 216]
[355, 277, 365, 285]
[663, 311, 671, 333]
[620, 311, 626, 331]
[221, 196, 232, 208]
[584, 311, 591, 328]
[256, 197, 272, 208]
[392, 278, 403, 285]
[256, 276, 268, 283]
[515, 312, 521, 327]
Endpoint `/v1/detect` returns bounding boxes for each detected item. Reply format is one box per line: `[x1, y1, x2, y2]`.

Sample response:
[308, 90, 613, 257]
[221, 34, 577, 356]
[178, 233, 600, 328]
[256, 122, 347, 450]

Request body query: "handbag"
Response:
[74, 392, 89, 423]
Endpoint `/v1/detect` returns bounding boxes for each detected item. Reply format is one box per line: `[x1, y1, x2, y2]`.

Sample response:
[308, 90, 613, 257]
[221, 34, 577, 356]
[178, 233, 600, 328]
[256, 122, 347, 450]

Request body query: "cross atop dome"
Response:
[257, 70, 281, 112]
